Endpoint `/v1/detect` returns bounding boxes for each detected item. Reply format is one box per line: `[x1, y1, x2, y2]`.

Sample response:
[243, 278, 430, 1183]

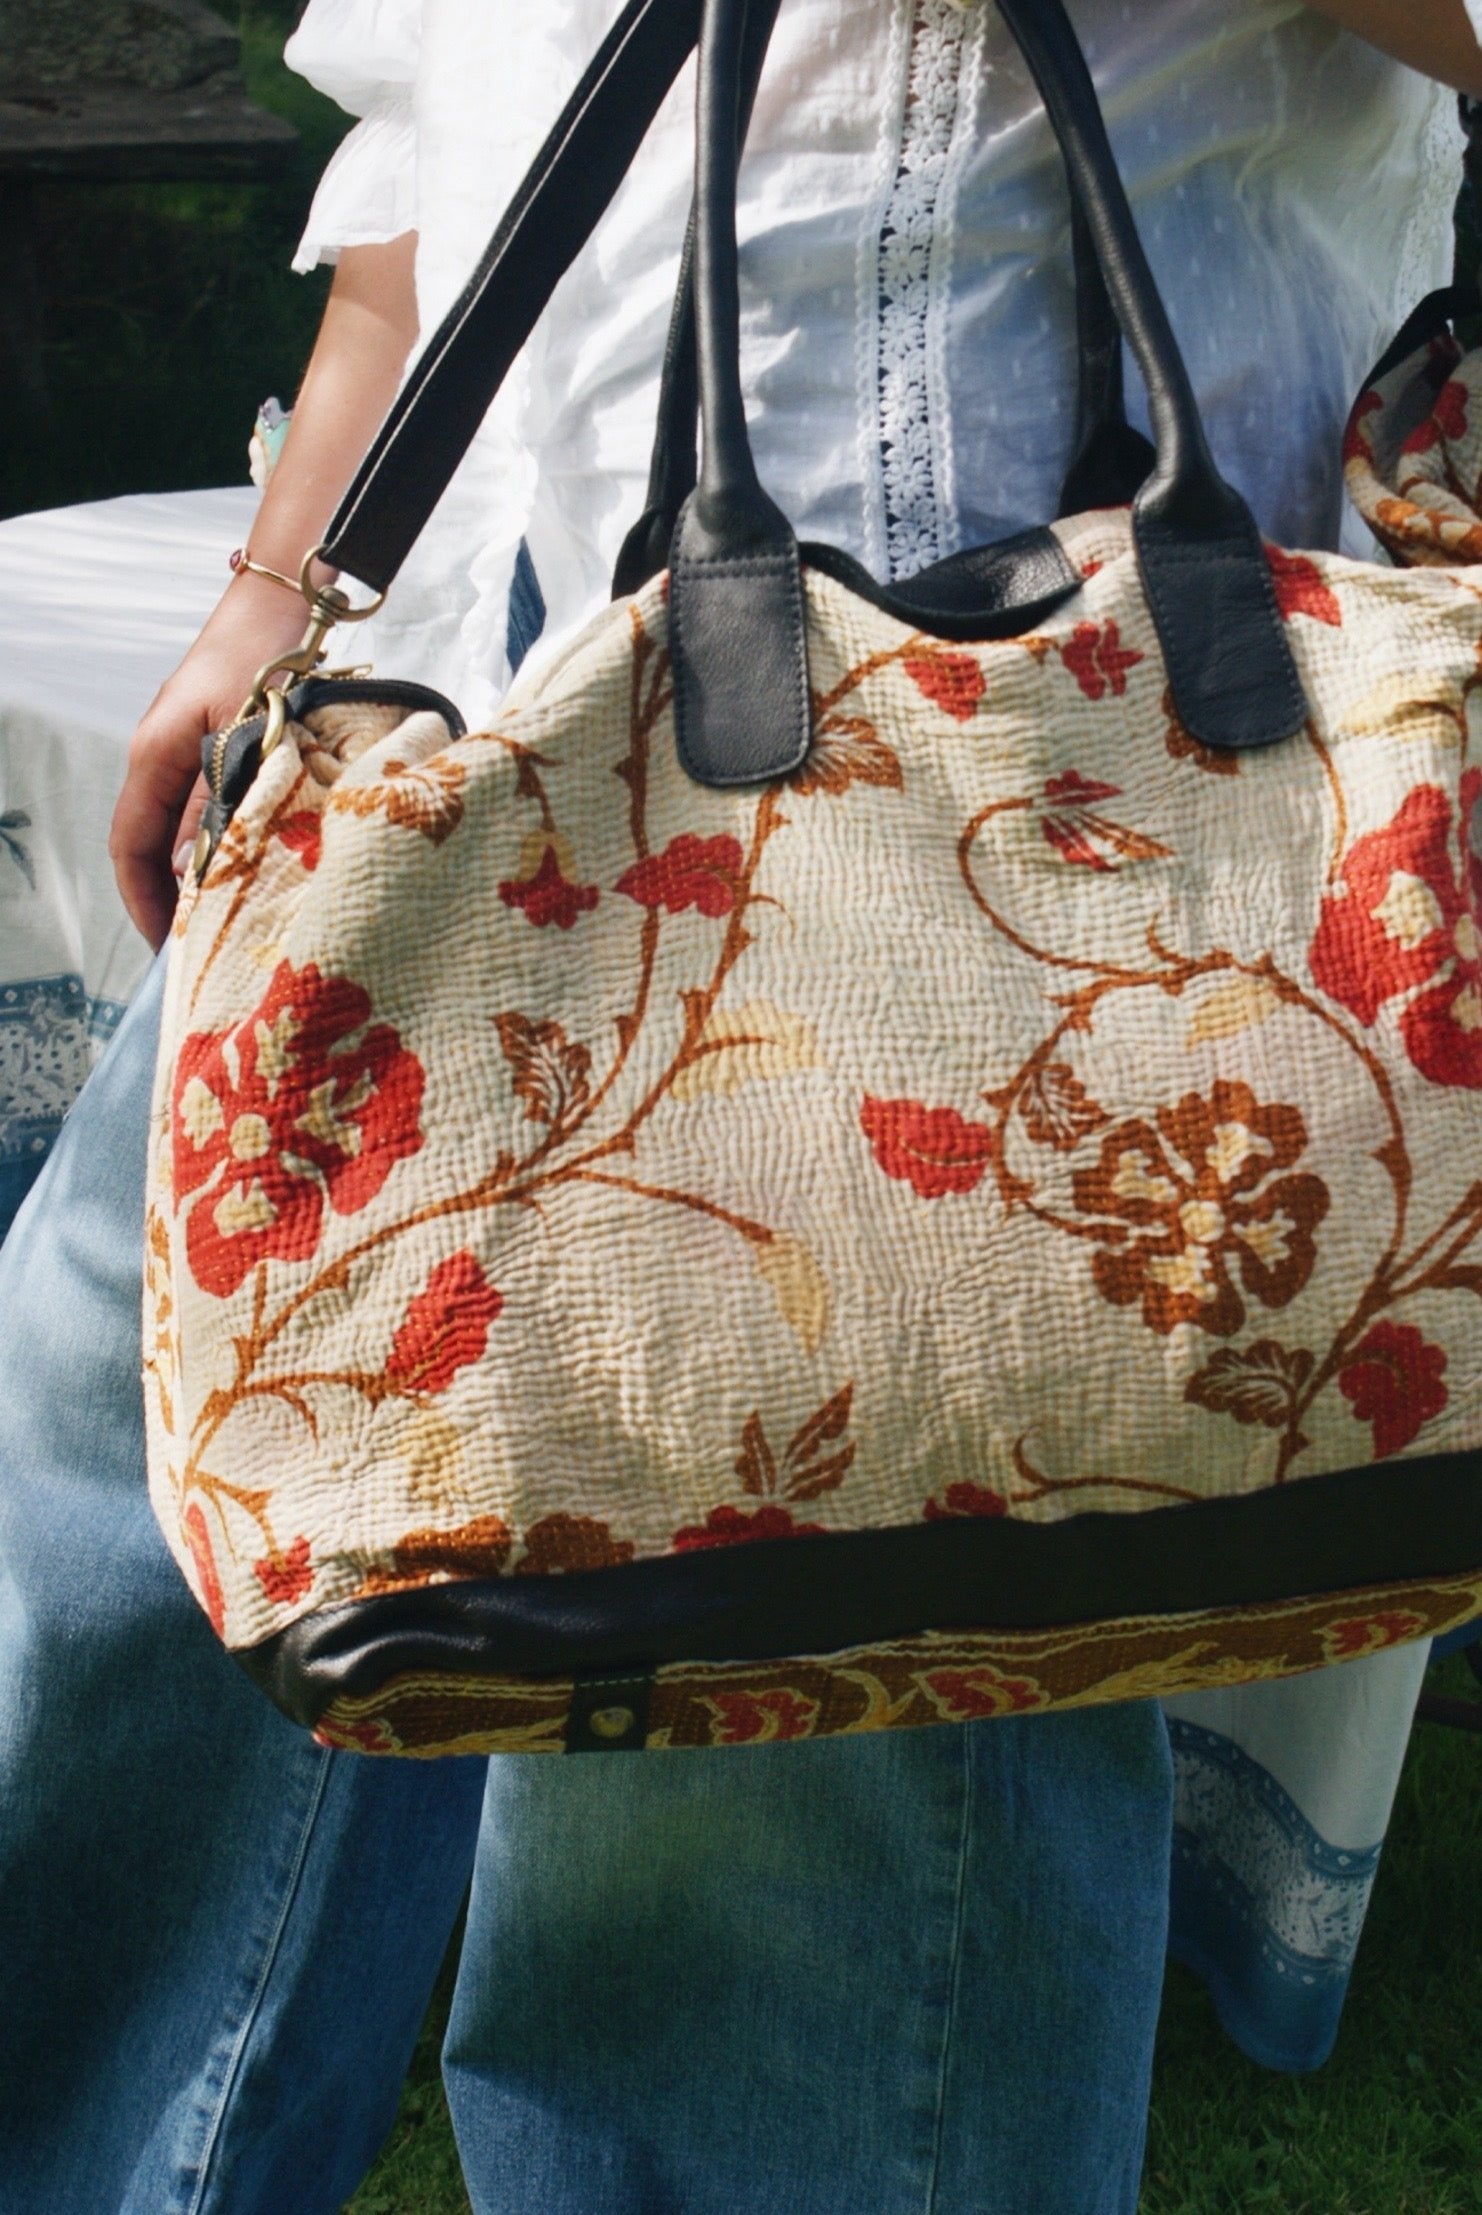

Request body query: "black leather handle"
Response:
[324, 0, 1306, 763]
[320, 0, 705, 590]
[621, 114, 1152, 600]
[672, 0, 1307, 768]
[668, 0, 812, 786]
[612, 0, 783, 601]
[1058, 187, 1156, 517]
[995, 0, 1305, 749]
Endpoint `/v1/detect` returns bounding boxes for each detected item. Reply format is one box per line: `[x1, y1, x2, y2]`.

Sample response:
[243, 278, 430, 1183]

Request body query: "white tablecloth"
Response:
[0, 487, 258, 1233]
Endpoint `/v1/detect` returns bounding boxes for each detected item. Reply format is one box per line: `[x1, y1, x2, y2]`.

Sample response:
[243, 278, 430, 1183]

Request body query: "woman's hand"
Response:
[111, 572, 318, 949]
[1305, 0, 1482, 93]
[111, 233, 420, 948]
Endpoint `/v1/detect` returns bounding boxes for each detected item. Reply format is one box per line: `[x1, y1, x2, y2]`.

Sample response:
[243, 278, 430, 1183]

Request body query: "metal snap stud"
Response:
[587, 1705, 637, 1741]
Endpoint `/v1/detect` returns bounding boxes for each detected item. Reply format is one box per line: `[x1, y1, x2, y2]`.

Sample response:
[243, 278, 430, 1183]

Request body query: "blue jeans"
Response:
[0, 963, 1174, 2215]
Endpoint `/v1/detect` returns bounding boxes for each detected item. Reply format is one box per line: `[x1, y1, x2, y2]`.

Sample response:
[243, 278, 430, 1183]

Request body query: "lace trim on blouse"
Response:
[1395, 89, 1463, 314]
[870, 0, 984, 582]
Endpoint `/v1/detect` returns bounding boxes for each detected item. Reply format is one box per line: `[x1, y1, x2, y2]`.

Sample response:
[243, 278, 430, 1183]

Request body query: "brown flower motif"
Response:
[515, 1515, 636, 1576]
[1070, 1079, 1329, 1337]
[329, 750, 468, 845]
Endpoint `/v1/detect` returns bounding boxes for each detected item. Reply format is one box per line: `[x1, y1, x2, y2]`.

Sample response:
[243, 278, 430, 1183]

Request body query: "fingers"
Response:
[110, 691, 210, 950]
[109, 577, 313, 948]
[172, 777, 211, 878]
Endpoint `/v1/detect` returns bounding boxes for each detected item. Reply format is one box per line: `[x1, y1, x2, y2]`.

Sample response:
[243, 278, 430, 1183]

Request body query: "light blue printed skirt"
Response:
[1165, 1644, 1433, 2071]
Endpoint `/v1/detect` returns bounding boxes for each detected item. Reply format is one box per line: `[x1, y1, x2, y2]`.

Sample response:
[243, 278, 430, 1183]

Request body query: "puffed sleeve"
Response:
[282, 0, 421, 270]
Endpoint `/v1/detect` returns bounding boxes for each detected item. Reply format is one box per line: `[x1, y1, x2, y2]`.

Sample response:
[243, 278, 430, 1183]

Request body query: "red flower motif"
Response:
[1310, 774, 1482, 1088]
[172, 960, 425, 1297]
[498, 845, 600, 930]
[903, 649, 986, 722]
[314, 1714, 399, 1755]
[671, 1502, 827, 1552]
[1038, 770, 1172, 873]
[860, 1096, 992, 1199]
[1324, 1609, 1429, 1662]
[1401, 377, 1470, 454]
[276, 812, 322, 871]
[924, 1481, 1008, 1521]
[707, 1688, 819, 1744]
[616, 833, 745, 918]
[183, 1501, 225, 1636]
[1060, 621, 1143, 701]
[1342, 387, 1384, 465]
[920, 1665, 1046, 1720]
[1266, 548, 1342, 628]
[386, 1252, 503, 1396]
[1338, 1321, 1449, 1461]
[254, 1535, 314, 1607]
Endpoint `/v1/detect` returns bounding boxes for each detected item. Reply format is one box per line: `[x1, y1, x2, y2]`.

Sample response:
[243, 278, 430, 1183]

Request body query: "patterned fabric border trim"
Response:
[0, 974, 124, 1166]
[310, 1566, 1482, 1759]
[1169, 1719, 1383, 1983]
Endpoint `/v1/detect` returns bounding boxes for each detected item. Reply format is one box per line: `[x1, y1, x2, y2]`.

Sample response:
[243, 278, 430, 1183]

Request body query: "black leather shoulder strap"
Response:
[320, 0, 704, 592]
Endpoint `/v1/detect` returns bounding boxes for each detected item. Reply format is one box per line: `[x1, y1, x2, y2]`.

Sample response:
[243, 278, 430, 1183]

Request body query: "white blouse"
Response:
[284, 0, 1470, 729]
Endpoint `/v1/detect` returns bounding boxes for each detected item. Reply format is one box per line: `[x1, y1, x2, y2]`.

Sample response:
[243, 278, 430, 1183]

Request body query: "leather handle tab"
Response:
[669, 0, 811, 787]
[996, 0, 1306, 752]
[320, 0, 704, 593]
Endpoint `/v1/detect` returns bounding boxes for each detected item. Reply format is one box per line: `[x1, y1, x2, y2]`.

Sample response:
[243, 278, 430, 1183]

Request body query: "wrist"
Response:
[191, 572, 319, 690]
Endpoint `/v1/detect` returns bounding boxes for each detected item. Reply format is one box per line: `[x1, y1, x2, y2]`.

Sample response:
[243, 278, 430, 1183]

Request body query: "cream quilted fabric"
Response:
[146, 496, 1482, 1658]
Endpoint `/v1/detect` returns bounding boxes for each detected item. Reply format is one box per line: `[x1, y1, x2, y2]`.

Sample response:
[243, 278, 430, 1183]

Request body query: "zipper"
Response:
[207, 704, 259, 802]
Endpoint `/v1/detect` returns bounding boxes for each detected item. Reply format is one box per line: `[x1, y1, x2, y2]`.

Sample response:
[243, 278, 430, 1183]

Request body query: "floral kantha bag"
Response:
[147, 0, 1482, 1758]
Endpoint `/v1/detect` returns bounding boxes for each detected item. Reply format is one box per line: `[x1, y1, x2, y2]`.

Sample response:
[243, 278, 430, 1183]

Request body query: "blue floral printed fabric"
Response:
[1168, 1719, 1385, 2072]
[0, 975, 126, 1240]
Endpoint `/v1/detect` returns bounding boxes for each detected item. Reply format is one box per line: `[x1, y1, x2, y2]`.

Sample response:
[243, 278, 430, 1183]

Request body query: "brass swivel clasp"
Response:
[195, 549, 388, 881]
[239, 546, 388, 742]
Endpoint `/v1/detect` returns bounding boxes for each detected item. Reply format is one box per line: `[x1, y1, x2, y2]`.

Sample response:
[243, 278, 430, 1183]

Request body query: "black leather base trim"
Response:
[800, 530, 1081, 641]
[240, 1447, 1482, 1731]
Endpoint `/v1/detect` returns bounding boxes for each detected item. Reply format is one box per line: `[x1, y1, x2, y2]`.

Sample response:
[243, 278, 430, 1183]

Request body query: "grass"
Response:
[344, 1655, 1482, 2215]
[1141, 1652, 1482, 2215]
